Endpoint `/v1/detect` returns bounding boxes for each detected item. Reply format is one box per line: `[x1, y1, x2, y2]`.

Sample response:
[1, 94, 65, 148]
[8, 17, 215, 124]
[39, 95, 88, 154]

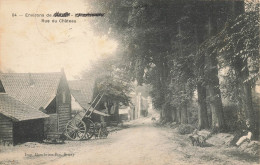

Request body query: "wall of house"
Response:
[56, 75, 71, 132]
[129, 107, 135, 120]
[13, 119, 44, 145]
[44, 114, 58, 133]
[119, 114, 128, 121]
[0, 114, 13, 145]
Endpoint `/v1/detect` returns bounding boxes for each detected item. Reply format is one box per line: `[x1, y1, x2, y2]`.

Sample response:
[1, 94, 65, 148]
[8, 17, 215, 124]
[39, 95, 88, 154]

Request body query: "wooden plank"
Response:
[0, 122, 12, 125]
[0, 120, 12, 124]
[0, 137, 13, 140]
[58, 110, 70, 113]
[59, 114, 70, 118]
[0, 128, 13, 132]
[58, 118, 70, 122]
[58, 111, 70, 114]
[58, 120, 70, 123]
[58, 116, 70, 120]
[0, 132, 13, 135]
[58, 115, 70, 119]
[0, 131, 12, 134]
[58, 109, 70, 112]
[58, 113, 70, 117]
[58, 105, 70, 108]
[58, 121, 69, 125]
[0, 134, 13, 137]
[59, 121, 67, 124]
[59, 109, 70, 111]
[58, 110, 70, 114]
[0, 129, 12, 132]
[58, 123, 66, 127]
[0, 136, 13, 139]
[0, 125, 12, 128]
[58, 124, 67, 129]
[0, 126, 12, 129]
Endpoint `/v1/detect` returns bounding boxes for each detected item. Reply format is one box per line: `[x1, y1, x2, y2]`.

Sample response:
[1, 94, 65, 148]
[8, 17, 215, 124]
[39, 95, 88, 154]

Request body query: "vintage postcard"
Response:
[0, 0, 259, 165]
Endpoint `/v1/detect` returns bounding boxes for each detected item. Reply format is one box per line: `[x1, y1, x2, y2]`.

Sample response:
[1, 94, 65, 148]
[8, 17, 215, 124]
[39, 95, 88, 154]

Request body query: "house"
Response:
[68, 80, 109, 122]
[0, 93, 48, 145]
[0, 71, 71, 134]
[119, 106, 130, 121]
[132, 85, 152, 119]
[134, 93, 150, 118]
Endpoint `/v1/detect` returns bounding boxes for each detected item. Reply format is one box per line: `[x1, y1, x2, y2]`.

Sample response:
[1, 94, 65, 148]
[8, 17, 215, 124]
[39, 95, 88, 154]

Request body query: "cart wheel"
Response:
[65, 119, 86, 140]
[84, 119, 95, 140]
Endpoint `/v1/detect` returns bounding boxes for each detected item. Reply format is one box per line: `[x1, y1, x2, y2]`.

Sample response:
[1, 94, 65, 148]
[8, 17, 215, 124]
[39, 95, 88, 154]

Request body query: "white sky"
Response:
[0, 0, 118, 80]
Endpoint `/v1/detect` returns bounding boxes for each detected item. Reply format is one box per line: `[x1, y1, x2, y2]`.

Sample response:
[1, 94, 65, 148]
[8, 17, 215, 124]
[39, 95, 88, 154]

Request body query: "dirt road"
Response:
[0, 118, 259, 165]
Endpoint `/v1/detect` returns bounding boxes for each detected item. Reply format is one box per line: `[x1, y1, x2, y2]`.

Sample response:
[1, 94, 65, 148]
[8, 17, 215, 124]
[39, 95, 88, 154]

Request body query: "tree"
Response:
[204, 2, 227, 131]
[89, 1, 258, 133]
[224, 2, 259, 135]
[82, 57, 133, 122]
[200, 1, 259, 136]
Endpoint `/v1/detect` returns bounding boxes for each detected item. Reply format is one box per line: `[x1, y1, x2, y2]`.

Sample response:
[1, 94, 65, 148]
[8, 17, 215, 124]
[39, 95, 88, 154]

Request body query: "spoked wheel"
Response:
[84, 118, 95, 140]
[65, 119, 86, 140]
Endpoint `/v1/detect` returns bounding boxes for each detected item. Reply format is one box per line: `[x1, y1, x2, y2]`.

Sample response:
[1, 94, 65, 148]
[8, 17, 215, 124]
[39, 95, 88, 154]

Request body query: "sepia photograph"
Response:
[0, 0, 259, 164]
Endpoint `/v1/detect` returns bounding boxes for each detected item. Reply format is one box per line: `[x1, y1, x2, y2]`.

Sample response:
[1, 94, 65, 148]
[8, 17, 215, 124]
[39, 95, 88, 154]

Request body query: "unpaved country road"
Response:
[0, 118, 259, 165]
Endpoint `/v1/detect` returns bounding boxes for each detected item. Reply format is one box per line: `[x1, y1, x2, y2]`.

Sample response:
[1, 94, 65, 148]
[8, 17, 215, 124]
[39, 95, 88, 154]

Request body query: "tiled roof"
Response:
[68, 80, 95, 104]
[0, 93, 49, 121]
[69, 80, 109, 116]
[70, 89, 90, 110]
[0, 72, 63, 109]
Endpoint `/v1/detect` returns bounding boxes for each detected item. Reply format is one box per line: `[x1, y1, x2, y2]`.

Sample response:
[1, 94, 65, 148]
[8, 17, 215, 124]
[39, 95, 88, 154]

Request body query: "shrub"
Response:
[177, 124, 196, 135]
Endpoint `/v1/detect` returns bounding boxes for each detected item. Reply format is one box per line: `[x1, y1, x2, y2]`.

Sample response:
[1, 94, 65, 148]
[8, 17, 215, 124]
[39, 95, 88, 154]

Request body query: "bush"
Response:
[177, 124, 196, 135]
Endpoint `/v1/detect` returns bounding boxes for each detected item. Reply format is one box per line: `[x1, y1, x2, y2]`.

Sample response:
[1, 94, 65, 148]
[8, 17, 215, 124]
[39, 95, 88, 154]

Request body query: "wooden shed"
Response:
[0, 93, 48, 145]
[0, 71, 71, 134]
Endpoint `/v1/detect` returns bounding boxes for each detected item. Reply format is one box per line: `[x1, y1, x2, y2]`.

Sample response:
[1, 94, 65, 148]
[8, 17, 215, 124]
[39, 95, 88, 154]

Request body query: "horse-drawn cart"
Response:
[65, 93, 109, 140]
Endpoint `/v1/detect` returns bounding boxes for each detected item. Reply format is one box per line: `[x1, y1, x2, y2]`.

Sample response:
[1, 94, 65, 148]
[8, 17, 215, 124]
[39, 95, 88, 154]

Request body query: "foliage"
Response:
[200, 2, 259, 103]
[82, 57, 133, 110]
[177, 124, 196, 135]
[89, 0, 259, 134]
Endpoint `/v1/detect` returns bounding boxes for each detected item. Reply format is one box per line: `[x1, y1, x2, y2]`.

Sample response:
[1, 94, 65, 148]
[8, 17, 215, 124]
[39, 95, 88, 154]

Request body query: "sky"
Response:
[0, 0, 118, 80]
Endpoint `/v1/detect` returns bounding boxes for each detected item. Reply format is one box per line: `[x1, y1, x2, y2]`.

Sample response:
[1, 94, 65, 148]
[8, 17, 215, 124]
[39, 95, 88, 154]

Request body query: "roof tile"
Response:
[0, 93, 49, 121]
[0, 73, 62, 109]
[69, 80, 109, 116]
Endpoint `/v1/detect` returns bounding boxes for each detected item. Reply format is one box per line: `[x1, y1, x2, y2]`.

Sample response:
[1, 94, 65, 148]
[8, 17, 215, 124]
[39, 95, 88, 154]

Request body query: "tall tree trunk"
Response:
[235, 61, 256, 136]
[161, 104, 168, 122]
[197, 82, 210, 129]
[176, 108, 181, 123]
[195, 8, 210, 129]
[181, 103, 188, 124]
[206, 4, 225, 131]
[158, 57, 169, 122]
[230, 0, 257, 138]
[207, 52, 225, 131]
[171, 107, 177, 122]
[113, 101, 119, 123]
